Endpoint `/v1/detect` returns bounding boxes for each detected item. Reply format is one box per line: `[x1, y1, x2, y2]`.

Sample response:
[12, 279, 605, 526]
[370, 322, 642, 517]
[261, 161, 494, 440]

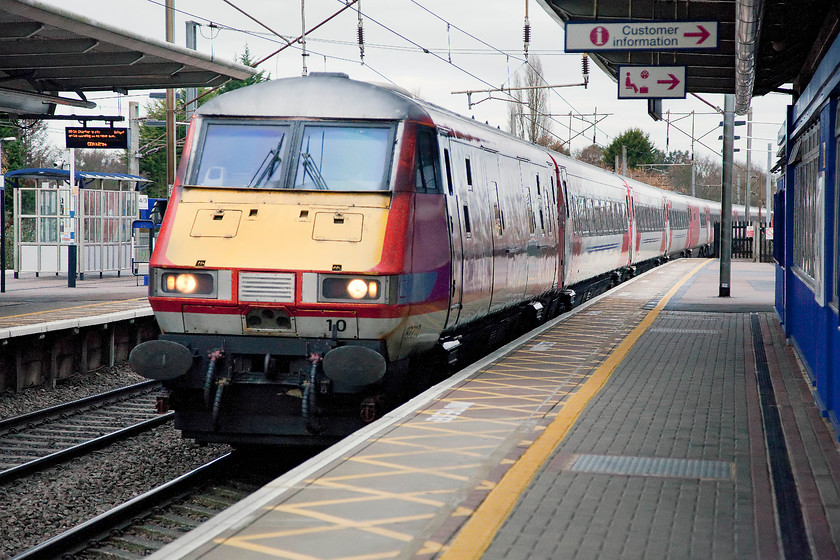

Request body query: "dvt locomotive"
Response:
[130, 73, 722, 446]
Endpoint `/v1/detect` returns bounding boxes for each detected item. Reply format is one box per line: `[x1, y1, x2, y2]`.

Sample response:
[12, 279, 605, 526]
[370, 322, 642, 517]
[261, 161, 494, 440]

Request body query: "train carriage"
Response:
[131, 73, 728, 446]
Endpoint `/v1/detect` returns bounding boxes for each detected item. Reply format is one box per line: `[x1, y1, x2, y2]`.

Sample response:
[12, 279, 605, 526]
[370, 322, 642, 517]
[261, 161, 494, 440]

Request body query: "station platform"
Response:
[140, 259, 840, 559]
[0, 271, 153, 391]
[0, 271, 151, 338]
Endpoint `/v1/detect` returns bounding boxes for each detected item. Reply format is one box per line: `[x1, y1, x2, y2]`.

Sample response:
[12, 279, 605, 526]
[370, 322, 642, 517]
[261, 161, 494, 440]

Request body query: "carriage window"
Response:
[526, 190, 536, 234]
[463, 204, 472, 236]
[465, 158, 473, 189]
[191, 122, 290, 188]
[293, 125, 393, 191]
[414, 127, 440, 193]
[444, 149, 454, 195]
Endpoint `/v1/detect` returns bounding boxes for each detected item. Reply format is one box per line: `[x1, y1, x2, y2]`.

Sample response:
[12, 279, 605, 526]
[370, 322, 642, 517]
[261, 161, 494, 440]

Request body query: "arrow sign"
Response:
[618, 66, 686, 99]
[566, 20, 718, 52]
[683, 24, 711, 45]
[657, 73, 681, 90]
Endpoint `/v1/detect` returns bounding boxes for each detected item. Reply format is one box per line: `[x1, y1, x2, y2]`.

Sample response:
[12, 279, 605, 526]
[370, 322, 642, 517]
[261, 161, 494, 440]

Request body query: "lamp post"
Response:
[0, 136, 16, 294]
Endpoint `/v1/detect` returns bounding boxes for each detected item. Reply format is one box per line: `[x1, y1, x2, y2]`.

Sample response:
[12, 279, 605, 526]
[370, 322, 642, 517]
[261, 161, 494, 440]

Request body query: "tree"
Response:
[602, 128, 659, 171]
[693, 154, 723, 201]
[74, 149, 127, 173]
[661, 150, 693, 194]
[540, 136, 569, 155]
[575, 144, 604, 167]
[507, 56, 552, 145]
[1, 120, 60, 268]
[136, 46, 270, 196]
[203, 46, 269, 98]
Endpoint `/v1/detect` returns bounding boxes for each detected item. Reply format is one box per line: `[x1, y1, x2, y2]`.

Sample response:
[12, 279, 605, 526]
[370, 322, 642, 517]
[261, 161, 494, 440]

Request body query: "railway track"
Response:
[0, 380, 172, 484]
[12, 450, 312, 560]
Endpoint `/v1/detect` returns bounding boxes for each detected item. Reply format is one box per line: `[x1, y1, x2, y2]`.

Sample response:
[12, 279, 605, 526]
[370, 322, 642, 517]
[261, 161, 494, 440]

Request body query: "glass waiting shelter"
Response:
[5, 169, 151, 278]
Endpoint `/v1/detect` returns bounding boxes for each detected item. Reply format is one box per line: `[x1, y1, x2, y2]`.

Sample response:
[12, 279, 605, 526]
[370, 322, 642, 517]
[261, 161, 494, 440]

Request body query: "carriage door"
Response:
[558, 166, 570, 285]
[553, 167, 566, 289]
[440, 137, 463, 330]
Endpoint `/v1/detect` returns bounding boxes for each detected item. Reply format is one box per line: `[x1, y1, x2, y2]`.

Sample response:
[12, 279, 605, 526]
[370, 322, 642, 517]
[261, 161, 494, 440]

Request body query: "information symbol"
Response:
[589, 26, 609, 46]
[640, 70, 649, 79]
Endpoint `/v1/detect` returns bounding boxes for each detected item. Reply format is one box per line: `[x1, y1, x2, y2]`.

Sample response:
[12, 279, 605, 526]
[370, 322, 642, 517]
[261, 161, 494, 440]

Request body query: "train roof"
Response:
[197, 73, 432, 123]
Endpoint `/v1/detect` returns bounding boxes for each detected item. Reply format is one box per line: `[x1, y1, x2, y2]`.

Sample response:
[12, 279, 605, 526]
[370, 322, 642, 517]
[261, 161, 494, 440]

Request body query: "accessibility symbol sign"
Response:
[565, 20, 718, 52]
[617, 66, 686, 99]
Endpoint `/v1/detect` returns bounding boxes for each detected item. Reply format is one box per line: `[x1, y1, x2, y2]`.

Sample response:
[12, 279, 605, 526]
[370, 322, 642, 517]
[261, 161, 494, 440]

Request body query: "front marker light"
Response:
[320, 276, 385, 302]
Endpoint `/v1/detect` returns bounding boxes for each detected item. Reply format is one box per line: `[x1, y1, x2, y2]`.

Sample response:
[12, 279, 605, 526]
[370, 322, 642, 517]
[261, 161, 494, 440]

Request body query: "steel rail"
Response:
[10, 453, 233, 560]
[0, 380, 160, 434]
[0, 411, 174, 485]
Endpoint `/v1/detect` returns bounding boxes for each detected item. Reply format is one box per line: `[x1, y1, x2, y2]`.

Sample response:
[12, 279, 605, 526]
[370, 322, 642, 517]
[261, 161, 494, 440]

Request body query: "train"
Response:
[130, 72, 733, 446]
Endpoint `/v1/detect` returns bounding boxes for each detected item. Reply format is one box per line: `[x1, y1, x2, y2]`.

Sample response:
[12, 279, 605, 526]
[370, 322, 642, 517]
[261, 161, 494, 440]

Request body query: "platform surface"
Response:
[145, 259, 840, 560]
[0, 271, 150, 338]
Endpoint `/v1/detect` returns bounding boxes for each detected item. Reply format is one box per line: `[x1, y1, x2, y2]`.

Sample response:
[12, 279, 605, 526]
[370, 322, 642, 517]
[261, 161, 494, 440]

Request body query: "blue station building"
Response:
[776, 32, 840, 433]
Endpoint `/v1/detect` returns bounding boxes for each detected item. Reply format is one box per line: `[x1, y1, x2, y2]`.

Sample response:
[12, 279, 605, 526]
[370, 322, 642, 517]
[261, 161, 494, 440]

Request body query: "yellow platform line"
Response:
[439, 259, 711, 559]
[0, 297, 148, 320]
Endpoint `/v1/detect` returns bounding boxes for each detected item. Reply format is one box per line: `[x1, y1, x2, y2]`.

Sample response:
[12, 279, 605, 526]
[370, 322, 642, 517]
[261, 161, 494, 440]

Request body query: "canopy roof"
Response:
[539, 0, 837, 111]
[0, 0, 257, 117]
[5, 168, 152, 189]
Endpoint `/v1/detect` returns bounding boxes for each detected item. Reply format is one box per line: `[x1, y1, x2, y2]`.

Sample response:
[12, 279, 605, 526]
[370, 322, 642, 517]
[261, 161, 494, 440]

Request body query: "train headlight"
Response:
[346, 279, 369, 299]
[160, 272, 215, 296]
[320, 276, 385, 303]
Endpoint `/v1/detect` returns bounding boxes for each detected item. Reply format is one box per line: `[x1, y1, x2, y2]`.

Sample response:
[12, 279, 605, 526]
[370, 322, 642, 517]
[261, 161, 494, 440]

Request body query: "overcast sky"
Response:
[41, 0, 790, 170]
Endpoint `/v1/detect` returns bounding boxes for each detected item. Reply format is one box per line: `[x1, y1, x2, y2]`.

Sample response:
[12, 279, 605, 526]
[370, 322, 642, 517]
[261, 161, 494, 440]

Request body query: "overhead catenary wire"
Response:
[342, 0, 596, 148]
[405, 0, 602, 143]
[142, 0, 600, 149]
[120, 0, 768, 163]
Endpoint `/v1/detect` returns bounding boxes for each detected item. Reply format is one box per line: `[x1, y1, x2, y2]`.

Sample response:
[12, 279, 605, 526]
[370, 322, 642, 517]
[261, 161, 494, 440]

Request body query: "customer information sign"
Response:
[565, 21, 718, 52]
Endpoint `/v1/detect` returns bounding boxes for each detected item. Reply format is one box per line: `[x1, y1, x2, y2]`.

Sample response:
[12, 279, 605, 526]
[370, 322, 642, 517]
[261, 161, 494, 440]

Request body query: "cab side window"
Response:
[415, 127, 441, 193]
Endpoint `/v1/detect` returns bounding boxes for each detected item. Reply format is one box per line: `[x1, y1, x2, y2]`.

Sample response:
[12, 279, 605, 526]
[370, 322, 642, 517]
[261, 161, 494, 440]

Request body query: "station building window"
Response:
[793, 124, 820, 280]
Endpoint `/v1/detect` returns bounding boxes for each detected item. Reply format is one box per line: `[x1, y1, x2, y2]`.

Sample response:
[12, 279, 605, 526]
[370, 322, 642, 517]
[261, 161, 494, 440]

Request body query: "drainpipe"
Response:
[735, 0, 764, 115]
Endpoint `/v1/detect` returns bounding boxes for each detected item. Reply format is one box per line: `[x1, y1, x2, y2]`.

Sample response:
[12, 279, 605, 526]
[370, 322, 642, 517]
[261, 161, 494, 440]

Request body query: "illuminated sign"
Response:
[65, 127, 128, 149]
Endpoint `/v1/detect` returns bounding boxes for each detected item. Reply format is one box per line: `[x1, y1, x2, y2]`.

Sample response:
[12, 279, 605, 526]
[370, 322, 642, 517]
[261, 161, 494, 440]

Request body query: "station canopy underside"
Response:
[0, 0, 256, 118]
[540, 0, 838, 98]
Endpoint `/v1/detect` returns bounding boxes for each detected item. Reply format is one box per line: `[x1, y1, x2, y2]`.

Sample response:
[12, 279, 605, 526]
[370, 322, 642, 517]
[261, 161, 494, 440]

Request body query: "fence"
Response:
[728, 221, 774, 262]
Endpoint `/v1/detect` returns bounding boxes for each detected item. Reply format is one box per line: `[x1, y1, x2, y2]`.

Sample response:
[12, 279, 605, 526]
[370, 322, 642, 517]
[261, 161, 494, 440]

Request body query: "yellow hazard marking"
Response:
[439, 259, 711, 559]
[299, 478, 453, 507]
[211, 538, 322, 559]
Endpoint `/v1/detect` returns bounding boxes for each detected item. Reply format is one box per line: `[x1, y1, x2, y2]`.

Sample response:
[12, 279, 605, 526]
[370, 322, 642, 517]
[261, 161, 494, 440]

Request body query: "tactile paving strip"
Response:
[568, 454, 733, 480]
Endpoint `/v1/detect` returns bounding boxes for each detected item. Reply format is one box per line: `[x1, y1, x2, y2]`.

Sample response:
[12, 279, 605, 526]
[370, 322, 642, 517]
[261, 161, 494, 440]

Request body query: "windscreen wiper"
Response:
[248, 137, 284, 187]
[299, 152, 329, 190]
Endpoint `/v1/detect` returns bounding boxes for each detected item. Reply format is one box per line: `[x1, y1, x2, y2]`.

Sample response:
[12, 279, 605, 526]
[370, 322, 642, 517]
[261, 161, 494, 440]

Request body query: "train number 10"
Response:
[326, 319, 347, 333]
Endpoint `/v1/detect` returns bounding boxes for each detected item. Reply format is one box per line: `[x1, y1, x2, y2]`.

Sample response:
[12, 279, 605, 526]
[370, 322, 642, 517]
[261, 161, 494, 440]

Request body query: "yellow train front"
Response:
[130, 74, 453, 446]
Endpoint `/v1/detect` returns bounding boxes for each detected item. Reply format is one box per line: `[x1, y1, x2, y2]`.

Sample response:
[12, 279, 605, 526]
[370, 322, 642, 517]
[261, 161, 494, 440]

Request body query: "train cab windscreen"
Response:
[191, 122, 290, 188]
[189, 121, 393, 192]
[293, 125, 393, 191]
